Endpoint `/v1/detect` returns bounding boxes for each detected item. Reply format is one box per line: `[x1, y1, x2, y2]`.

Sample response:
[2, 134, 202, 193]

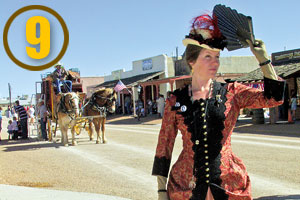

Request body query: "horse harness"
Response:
[84, 93, 115, 118]
[58, 94, 79, 120]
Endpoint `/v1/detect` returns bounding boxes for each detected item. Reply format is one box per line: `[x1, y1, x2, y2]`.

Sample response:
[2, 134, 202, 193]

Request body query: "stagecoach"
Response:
[35, 68, 117, 146]
[35, 68, 87, 141]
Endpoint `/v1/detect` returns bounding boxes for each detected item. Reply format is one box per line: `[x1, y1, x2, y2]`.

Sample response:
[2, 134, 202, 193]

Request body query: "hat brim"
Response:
[182, 38, 221, 52]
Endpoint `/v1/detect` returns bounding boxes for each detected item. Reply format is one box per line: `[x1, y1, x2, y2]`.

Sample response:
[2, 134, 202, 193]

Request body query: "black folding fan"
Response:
[213, 4, 255, 51]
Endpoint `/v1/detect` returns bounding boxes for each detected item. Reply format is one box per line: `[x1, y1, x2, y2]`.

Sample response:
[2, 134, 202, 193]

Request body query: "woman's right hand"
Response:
[157, 176, 169, 200]
[158, 191, 169, 200]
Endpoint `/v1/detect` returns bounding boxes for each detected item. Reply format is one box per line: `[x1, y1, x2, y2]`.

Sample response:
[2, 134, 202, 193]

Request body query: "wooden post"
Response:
[122, 92, 125, 114]
[155, 84, 159, 99]
[170, 80, 174, 92]
[132, 87, 136, 117]
[142, 85, 146, 115]
[151, 85, 154, 100]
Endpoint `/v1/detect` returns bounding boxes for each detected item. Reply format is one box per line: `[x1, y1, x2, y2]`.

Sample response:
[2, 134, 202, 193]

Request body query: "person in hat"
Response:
[152, 14, 285, 200]
[50, 62, 72, 93]
[14, 100, 28, 139]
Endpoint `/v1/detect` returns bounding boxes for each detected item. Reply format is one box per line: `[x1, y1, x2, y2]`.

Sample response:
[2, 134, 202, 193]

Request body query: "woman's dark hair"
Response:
[184, 44, 203, 70]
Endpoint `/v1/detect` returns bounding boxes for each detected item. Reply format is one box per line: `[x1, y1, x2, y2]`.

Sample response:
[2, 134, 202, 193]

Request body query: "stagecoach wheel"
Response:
[74, 124, 81, 135]
[47, 119, 52, 141]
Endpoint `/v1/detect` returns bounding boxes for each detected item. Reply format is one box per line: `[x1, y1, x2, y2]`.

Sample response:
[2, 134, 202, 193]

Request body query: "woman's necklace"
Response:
[190, 80, 213, 102]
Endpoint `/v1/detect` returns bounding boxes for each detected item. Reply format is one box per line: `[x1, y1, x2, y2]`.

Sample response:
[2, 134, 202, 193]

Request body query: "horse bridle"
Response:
[85, 93, 116, 117]
[94, 94, 115, 105]
[59, 94, 79, 119]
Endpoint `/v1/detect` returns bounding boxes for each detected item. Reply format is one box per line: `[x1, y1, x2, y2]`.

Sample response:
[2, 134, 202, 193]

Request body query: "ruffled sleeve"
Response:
[152, 96, 178, 177]
[232, 77, 285, 109]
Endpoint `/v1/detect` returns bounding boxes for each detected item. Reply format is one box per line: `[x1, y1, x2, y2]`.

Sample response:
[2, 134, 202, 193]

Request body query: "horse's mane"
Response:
[94, 88, 113, 95]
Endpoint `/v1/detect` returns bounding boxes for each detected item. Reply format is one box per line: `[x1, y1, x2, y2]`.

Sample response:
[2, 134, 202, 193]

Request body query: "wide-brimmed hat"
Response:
[182, 14, 227, 51]
[54, 61, 63, 68]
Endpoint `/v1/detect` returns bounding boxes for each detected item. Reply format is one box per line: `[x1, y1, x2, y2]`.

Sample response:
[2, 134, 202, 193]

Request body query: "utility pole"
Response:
[8, 83, 12, 107]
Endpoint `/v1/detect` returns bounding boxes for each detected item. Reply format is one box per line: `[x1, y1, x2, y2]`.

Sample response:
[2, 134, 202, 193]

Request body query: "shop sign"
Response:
[142, 59, 152, 71]
[272, 49, 300, 65]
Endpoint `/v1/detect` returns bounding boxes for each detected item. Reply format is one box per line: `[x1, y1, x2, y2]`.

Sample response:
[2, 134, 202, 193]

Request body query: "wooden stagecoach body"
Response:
[36, 69, 87, 142]
[36, 69, 116, 145]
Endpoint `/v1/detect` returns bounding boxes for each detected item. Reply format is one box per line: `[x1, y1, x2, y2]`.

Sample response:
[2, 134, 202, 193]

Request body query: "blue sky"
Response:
[1, 0, 300, 98]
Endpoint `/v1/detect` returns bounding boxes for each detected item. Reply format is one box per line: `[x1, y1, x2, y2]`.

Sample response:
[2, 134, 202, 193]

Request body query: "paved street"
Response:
[0, 115, 300, 200]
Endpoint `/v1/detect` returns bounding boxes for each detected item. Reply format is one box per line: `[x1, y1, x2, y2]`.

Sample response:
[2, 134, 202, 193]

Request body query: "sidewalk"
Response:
[0, 184, 130, 200]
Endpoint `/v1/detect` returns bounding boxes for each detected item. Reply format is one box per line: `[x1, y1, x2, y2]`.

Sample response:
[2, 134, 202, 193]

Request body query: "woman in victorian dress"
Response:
[152, 14, 285, 200]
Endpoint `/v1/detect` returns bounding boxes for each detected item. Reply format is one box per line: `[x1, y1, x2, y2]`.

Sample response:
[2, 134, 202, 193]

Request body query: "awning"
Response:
[93, 71, 164, 88]
[139, 75, 191, 86]
[234, 63, 300, 82]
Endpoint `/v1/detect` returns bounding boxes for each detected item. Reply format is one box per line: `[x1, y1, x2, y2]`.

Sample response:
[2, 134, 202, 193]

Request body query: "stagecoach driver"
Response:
[51, 62, 72, 93]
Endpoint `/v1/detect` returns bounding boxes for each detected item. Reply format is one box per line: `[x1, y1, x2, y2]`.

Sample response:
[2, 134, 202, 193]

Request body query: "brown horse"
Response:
[55, 92, 80, 146]
[82, 88, 116, 144]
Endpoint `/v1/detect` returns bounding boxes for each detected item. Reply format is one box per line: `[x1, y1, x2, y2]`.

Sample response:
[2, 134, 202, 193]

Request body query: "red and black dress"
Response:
[152, 78, 285, 200]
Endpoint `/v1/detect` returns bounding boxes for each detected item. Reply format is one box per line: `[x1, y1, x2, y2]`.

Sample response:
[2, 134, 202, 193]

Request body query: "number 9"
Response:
[26, 16, 50, 59]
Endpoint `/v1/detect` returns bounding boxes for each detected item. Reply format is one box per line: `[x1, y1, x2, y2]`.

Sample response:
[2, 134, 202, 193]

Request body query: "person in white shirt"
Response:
[7, 120, 13, 140]
[37, 100, 49, 140]
[11, 117, 19, 140]
[156, 94, 165, 118]
[28, 105, 35, 124]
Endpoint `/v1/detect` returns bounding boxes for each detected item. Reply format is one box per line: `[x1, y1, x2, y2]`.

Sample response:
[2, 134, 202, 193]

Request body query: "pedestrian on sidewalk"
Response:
[27, 105, 35, 125]
[5, 105, 12, 119]
[147, 99, 153, 115]
[125, 95, 131, 115]
[291, 91, 297, 121]
[37, 100, 48, 140]
[152, 12, 286, 200]
[14, 100, 28, 139]
[7, 120, 14, 140]
[156, 94, 165, 118]
[0, 107, 2, 141]
[11, 116, 19, 140]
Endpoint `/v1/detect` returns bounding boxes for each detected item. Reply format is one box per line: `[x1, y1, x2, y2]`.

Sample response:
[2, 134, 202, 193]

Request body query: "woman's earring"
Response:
[190, 68, 194, 74]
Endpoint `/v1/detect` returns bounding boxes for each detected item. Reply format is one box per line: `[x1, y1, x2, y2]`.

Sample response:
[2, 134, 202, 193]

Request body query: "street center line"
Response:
[106, 125, 160, 131]
[107, 127, 300, 145]
[232, 134, 300, 144]
[232, 139, 300, 150]
[107, 127, 158, 135]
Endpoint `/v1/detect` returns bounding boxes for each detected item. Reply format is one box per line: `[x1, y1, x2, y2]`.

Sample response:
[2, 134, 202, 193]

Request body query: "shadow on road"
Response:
[255, 194, 300, 200]
[233, 117, 300, 138]
[106, 114, 162, 125]
[1, 139, 61, 152]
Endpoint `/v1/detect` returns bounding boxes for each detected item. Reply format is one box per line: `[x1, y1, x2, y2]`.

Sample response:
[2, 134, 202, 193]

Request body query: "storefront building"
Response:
[235, 48, 300, 121]
[94, 54, 176, 115]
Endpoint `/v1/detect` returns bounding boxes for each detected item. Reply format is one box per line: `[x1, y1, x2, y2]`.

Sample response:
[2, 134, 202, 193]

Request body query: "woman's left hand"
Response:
[246, 39, 269, 63]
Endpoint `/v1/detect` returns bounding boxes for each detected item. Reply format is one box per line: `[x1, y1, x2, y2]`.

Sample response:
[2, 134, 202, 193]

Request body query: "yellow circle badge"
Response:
[3, 5, 69, 71]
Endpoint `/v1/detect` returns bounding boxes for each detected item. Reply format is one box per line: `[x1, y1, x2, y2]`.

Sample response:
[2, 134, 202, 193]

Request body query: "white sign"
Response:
[142, 59, 152, 71]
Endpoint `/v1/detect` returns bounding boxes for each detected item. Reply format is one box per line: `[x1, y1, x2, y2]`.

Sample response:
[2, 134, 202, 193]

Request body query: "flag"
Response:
[114, 80, 127, 92]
